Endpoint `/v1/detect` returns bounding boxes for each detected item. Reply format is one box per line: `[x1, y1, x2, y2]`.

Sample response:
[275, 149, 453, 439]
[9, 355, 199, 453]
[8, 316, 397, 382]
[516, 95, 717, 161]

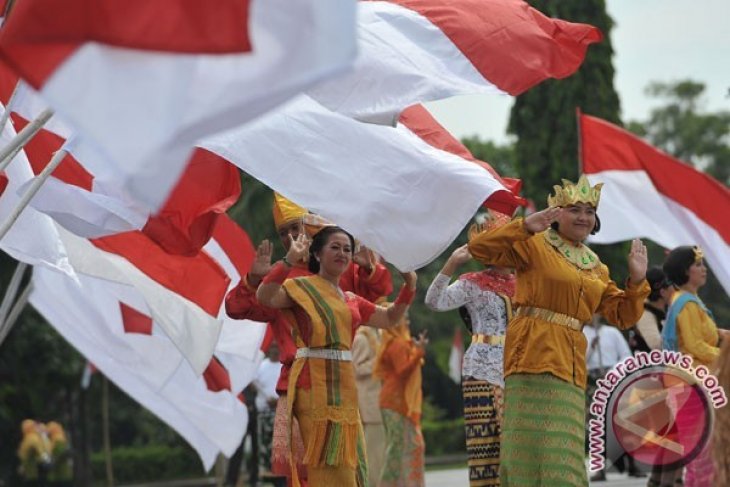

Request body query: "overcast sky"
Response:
[426, 0, 729, 145]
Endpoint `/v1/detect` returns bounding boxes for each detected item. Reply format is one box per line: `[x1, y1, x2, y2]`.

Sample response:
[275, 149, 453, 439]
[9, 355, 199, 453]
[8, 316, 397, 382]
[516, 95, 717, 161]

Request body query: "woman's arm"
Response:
[256, 262, 295, 309]
[677, 303, 720, 365]
[365, 271, 417, 329]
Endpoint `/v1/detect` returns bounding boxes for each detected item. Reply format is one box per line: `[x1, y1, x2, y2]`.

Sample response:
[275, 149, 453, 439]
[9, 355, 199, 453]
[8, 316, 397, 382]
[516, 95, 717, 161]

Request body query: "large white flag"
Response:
[0, 0, 357, 210]
[309, 0, 601, 124]
[31, 268, 248, 471]
[202, 96, 518, 271]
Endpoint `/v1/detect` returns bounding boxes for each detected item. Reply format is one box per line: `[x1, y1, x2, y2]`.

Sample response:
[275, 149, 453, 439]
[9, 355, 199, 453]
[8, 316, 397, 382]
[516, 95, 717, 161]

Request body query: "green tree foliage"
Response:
[630, 80, 730, 186]
[508, 0, 620, 204]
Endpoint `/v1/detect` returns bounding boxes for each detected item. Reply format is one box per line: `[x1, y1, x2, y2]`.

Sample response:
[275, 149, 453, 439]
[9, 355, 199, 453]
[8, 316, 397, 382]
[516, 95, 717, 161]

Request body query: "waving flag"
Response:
[31, 268, 248, 471]
[0, 79, 241, 254]
[0, 0, 357, 210]
[0, 103, 71, 274]
[202, 97, 521, 271]
[581, 113, 730, 295]
[309, 0, 601, 124]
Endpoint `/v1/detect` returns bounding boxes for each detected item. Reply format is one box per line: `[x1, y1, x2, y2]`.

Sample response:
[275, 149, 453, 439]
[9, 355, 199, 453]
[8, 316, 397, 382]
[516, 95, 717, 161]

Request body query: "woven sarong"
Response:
[500, 373, 587, 486]
[379, 408, 425, 487]
[463, 378, 503, 486]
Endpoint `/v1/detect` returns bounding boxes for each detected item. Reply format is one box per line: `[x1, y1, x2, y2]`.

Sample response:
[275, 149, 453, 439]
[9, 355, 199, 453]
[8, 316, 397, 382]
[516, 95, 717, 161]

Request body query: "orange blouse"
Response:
[468, 218, 650, 388]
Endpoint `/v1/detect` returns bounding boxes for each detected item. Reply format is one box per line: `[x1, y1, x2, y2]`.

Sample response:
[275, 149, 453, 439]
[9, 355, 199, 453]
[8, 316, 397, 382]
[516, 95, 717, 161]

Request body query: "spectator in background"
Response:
[254, 342, 285, 487]
[584, 314, 643, 481]
[629, 267, 673, 353]
[353, 321, 386, 487]
[18, 419, 52, 486]
[46, 422, 72, 487]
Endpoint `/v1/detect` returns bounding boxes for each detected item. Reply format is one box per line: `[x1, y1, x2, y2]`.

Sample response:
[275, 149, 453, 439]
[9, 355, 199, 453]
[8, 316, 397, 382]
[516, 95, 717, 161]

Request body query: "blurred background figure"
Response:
[45, 422, 72, 487]
[583, 314, 643, 481]
[629, 266, 674, 353]
[375, 311, 427, 487]
[17, 419, 52, 486]
[253, 342, 285, 487]
[353, 318, 386, 487]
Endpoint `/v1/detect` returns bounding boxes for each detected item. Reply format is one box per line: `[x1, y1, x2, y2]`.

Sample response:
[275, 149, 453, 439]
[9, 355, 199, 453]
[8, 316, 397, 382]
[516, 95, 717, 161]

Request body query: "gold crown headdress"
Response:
[272, 192, 307, 229]
[467, 210, 511, 242]
[692, 246, 704, 263]
[547, 174, 603, 208]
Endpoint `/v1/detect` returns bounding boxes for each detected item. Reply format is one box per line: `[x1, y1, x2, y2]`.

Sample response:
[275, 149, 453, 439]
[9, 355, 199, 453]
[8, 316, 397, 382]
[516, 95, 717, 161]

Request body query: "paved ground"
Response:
[425, 467, 649, 486]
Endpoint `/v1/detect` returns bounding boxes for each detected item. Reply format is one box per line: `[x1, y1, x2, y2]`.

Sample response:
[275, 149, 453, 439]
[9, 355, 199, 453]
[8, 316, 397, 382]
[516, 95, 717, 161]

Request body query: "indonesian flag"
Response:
[448, 327, 464, 384]
[30, 215, 264, 469]
[309, 0, 602, 124]
[31, 268, 249, 471]
[0, 103, 72, 274]
[580, 113, 730, 295]
[201, 97, 522, 271]
[0, 81, 241, 254]
[0, 0, 357, 210]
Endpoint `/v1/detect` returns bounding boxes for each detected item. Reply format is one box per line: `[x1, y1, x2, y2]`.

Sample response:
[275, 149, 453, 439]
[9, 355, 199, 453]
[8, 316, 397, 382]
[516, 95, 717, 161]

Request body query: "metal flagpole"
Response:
[0, 279, 32, 347]
[0, 108, 54, 174]
[0, 149, 67, 241]
[0, 261, 27, 327]
[0, 82, 19, 135]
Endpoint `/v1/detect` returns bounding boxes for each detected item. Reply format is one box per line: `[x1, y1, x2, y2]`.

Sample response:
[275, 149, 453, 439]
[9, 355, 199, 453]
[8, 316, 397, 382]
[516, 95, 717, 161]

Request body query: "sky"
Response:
[425, 0, 730, 145]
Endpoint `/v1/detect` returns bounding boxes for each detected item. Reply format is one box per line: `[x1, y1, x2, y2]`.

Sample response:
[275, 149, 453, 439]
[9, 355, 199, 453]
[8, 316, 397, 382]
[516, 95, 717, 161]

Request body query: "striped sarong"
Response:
[500, 373, 587, 486]
[463, 378, 503, 486]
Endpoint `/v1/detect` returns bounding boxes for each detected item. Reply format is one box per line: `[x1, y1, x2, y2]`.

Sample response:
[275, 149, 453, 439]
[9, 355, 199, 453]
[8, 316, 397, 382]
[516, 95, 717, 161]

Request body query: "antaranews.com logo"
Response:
[588, 350, 727, 472]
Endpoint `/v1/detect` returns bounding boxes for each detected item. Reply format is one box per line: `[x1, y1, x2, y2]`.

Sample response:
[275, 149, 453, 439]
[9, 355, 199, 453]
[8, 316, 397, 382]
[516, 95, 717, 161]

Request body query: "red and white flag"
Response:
[448, 327, 464, 384]
[0, 0, 357, 210]
[31, 268, 248, 471]
[580, 113, 730, 295]
[0, 103, 72, 274]
[0, 80, 241, 254]
[309, 0, 602, 124]
[202, 97, 522, 271]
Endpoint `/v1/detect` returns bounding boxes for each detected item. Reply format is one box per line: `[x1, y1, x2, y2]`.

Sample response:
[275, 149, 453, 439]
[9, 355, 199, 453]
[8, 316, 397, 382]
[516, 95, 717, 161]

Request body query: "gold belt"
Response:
[471, 334, 505, 345]
[515, 306, 582, 331]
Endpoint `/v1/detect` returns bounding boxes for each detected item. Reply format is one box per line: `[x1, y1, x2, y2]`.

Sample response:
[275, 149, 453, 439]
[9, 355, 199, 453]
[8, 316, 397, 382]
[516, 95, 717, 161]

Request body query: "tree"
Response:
[628, 80, 730, 186]
[508, 0, 620, 204]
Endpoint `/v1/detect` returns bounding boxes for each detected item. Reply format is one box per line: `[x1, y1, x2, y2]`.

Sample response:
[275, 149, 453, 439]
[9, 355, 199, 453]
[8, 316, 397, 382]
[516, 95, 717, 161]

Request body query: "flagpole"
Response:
[0, 280, 32, 347]
[0, 108, 54, 174]
[0, 82, 19, 135]
[576, 107, 584, 175]
[0, 149, 67, 241]
[0, 261, 27, 328]
[102, 376, 115, 487]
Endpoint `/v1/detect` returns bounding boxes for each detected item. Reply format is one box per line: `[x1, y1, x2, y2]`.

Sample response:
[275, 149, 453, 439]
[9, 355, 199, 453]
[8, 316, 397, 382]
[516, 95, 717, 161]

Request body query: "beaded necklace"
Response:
[544, 228, 599, 270]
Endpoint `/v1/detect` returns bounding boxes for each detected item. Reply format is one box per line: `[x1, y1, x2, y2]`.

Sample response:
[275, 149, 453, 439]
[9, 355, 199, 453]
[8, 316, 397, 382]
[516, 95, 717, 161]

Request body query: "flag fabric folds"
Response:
[580, 113, 730, 295]
[309, 0, 602, 124]
[201, 96, 517, 271]
[0, 0, 357, 210]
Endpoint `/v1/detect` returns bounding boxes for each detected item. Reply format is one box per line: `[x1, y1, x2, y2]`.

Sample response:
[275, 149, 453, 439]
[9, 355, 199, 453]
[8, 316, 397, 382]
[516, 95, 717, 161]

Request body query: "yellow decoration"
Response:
[547, 174, 603, 209]
[467, 210, 511, 243]
[692, 246, 704, 263]
[272, 192, 307, 229]
[544, 228, 599, 270]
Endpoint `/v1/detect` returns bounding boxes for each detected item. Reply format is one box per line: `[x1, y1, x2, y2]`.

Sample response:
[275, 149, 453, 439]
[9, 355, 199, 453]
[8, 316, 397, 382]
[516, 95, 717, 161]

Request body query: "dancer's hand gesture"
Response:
[628, 238, 648, 285]
[523, 207, 562, 234]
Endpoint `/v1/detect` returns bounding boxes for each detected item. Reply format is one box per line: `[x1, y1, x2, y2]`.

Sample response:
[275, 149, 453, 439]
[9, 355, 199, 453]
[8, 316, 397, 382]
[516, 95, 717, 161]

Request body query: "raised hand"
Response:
[414, 330, 429, 349]
[399, 270, 417, 290]
[286, 233, 310, 265]
[249, 240, 273, 279]
[628, 238, 648, 284]
[352, 245, 375, 271]
[442, 244, 471, 276]
[523, 207, 562, 234]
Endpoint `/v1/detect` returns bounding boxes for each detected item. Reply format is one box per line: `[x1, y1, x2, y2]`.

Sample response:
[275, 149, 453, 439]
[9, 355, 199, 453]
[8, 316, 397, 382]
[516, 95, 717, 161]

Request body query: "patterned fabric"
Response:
[271, 396, 306, 479]
[500, 374, 587, 486]
[425, 273, 510, 387]
[463, 378, 503, 486]
[283, 275, 371, 487]
[380, 409, 425, 487]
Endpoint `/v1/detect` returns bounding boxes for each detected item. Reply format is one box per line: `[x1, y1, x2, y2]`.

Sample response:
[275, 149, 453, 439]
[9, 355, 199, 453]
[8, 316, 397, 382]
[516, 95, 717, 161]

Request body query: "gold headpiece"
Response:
[547, 174, 603, 208]
[692, 246, 704, 263]
[467, 210, 511, 242]
[301, 213, 336, 238]
[272, 192, 307, 229]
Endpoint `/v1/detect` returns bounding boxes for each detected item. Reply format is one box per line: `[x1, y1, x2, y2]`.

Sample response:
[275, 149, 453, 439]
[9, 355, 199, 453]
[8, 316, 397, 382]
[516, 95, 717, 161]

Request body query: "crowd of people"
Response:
[229, 174, 727, 487]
